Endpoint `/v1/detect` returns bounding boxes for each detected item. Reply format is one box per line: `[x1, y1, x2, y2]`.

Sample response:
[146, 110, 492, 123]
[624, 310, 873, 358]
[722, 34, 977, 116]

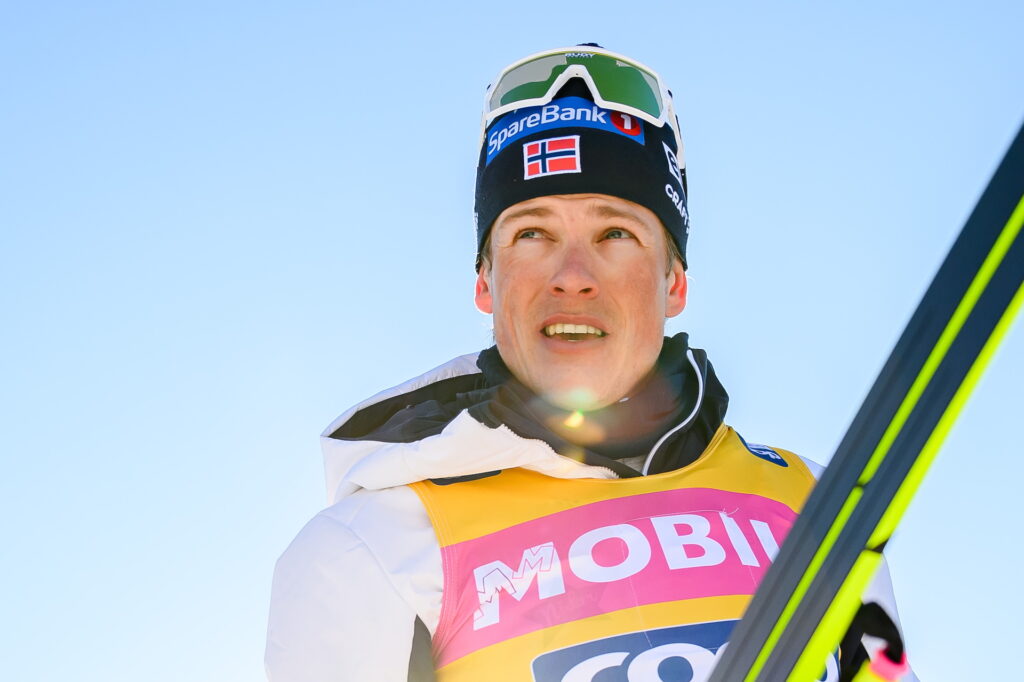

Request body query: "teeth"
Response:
[543, 324, 606, 337]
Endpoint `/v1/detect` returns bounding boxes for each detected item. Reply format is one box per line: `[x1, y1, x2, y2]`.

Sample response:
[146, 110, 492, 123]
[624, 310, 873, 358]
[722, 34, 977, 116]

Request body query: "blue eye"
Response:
[515, 229, 542, 240]
[604, 228, 634, 240]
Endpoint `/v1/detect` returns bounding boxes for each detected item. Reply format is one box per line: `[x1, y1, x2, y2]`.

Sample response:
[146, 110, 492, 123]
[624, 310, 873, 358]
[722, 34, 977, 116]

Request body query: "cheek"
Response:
[619, 276, 670, 349]
[490, 275, 532, 344]
[623, 272, 669, 315]
[493, 267, 541, 319]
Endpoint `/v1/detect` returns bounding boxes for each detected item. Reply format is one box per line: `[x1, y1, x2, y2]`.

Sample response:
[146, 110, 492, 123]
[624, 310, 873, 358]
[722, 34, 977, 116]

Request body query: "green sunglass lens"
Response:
[490, 53, 662, 119]
[579, 54, 661, 118]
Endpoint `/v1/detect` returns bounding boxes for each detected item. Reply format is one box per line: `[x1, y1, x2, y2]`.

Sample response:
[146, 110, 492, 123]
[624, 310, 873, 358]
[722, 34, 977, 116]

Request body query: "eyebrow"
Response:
[589, 204, 645, 223]
[498, 204, 645, 225]
[497, 207, 554, 224]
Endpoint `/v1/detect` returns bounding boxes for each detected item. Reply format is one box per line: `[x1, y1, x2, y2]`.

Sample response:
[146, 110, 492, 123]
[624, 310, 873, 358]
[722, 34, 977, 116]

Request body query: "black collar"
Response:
[472, 333, 729, 477]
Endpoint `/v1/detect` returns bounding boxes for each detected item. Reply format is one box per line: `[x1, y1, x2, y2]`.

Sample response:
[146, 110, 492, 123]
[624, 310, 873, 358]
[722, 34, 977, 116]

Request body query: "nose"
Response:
[549, 244, 599, 298]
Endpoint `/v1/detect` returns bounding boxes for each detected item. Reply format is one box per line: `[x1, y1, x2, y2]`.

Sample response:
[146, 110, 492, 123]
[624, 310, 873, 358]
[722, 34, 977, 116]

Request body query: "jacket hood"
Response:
[319, 353, 616, 504]
[320, 335, 728, 505]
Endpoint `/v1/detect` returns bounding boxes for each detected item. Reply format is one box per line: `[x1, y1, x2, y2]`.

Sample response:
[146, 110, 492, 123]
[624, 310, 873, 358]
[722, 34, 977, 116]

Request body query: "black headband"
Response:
[474, 94, 689, 270]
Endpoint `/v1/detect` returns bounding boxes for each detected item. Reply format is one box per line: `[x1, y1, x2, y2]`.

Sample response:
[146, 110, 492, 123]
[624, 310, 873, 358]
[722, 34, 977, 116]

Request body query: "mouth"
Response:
[541, 323, 608, 341]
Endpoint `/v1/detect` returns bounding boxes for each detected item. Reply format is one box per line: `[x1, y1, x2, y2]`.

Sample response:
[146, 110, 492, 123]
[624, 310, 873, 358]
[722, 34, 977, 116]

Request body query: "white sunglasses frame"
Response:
[481, 46, 685, 162]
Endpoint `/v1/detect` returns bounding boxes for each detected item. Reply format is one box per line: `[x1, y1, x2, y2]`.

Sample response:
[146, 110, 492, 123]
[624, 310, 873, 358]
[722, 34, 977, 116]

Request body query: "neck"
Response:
[475, 333, 728, 475]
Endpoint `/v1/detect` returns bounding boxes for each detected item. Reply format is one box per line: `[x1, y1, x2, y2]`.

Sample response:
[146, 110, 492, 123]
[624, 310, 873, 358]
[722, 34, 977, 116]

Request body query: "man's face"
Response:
[475, 194, 687, 411]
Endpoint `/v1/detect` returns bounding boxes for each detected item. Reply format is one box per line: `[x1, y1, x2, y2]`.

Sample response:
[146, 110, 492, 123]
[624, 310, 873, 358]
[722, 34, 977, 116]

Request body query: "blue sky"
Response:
[2, 2, 1022, 680]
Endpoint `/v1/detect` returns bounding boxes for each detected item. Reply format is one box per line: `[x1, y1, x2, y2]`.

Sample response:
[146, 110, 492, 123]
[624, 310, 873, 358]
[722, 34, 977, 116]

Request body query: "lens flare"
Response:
[549, 387, 599, 411]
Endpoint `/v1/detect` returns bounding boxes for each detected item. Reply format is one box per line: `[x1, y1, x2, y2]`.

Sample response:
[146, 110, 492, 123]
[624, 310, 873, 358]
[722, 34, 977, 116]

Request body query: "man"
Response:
[266, 45, 915, 681]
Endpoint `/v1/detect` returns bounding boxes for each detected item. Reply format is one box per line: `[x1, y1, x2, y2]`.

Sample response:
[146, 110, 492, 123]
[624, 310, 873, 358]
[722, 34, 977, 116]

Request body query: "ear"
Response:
[474, 266, 494, 314]
[664, 259, 688, 318]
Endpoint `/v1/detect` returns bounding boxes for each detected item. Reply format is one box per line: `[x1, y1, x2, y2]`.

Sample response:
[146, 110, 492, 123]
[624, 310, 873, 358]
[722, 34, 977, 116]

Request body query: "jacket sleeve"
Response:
[859, 556, 920, 682]
[265, 512, 417, 681]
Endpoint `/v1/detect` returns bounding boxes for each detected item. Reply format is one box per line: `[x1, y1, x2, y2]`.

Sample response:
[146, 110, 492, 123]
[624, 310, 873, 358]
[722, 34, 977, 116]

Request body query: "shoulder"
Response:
[277, 484, 442, 620]
[283, 485, 436, 584]
[793, 454, 826, 479]
[319, 484, 436, 554]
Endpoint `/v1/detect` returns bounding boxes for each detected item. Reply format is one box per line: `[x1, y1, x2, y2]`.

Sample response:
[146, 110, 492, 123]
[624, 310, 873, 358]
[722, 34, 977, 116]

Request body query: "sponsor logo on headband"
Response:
[665, 183, 689, 222]
[524, 136, 581, 180]
[663, 141, 682, 184]
[488, 96, 644, 165]
[662, 140, 689, 224]
[610, 111, 642, 137]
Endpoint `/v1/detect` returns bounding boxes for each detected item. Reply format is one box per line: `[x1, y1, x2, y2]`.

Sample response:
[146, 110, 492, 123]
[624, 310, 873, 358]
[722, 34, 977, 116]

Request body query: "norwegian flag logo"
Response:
[523, 135, 581, 180]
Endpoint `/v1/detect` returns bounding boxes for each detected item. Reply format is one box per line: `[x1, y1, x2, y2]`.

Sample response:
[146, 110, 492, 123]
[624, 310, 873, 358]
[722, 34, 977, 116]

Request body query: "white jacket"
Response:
[265, 353, 917, 681]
